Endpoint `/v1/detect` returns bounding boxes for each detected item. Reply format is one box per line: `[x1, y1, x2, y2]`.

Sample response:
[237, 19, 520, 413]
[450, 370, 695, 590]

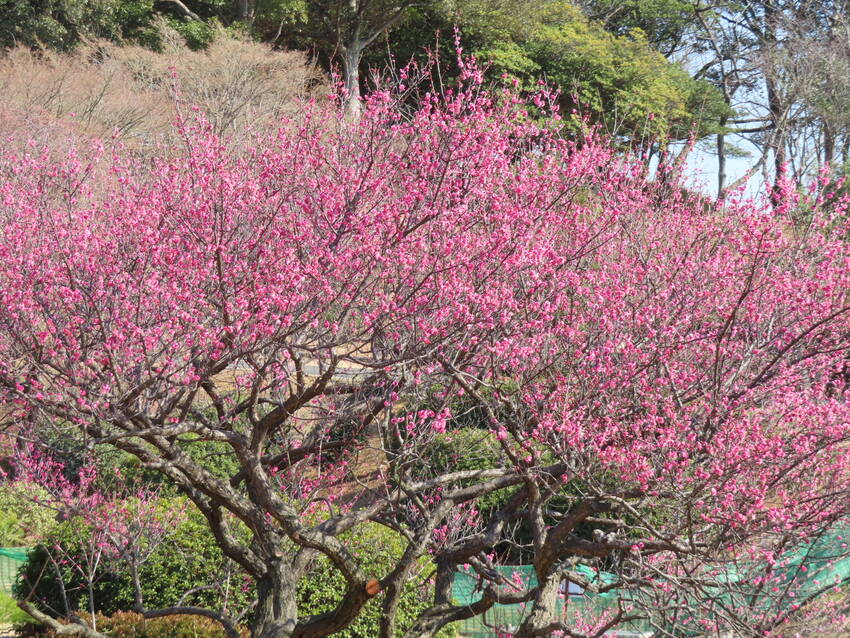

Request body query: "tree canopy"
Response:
[3, 3, 850, 637]
[2, 65, 850, 638]
[0, 0, 733, 143]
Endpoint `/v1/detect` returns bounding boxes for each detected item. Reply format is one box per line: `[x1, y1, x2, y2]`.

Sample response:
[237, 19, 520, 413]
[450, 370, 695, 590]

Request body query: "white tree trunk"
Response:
[342, 45, 363, 121]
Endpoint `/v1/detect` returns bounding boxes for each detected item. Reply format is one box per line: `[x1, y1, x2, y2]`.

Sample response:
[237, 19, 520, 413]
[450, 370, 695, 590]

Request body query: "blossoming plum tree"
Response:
[1, 62, 850, 638]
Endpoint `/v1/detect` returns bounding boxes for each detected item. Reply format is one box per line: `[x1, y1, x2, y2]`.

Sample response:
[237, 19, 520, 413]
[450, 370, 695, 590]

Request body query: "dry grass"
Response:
[0, 24, 325, 149]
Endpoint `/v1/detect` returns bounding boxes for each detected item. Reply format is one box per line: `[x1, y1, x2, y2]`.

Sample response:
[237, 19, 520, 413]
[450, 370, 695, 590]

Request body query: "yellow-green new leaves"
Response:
[475, 2, 731, 142]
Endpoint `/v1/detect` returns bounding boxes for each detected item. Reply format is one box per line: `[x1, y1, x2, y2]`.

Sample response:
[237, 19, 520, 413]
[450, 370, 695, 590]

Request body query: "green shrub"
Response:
[167, 17, 218, 50]
[0, 589, 31, 627]
[422, 428, 512, 514]
[0, 484, 57, 546]
[14, 499, 252, 620]
[0, 510, 21, 547]
[0, 0, 158, 51]
[117, 438, 242, 491]
[16, 503, 456, 636]
[296, 522, 457, 638]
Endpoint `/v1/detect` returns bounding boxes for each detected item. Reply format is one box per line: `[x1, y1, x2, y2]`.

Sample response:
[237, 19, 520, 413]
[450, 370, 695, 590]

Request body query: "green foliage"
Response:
[16, 503, 455, 637]
[0, 484, 56, 546]
[364, 0, 731, 143]
[0, 589, 31, 627]
[423, 428, 511, 514]
[253, 0, 308, 36]
[14, 500, 252, 620]
[0, 0, 730, 143]
[584, 0, 696, 53]
[113, 501, 251, 614]
[481, 2, 731, 141]
[296, 522, 457, 638]
[0, 0, 236, 52]
[166, 17, 219, 50]
[14, 518, 94, 618]
[0, 511, 21, 548]
[117, 437, 242, 489]
[182, 439, 242, 481]
[0, 0, 157, 51]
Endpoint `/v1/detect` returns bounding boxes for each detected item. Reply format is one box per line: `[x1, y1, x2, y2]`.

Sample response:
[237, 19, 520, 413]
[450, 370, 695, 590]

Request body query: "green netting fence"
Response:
[4, 523, 850, 636]
[0, 548, 27, 595]
[451, 523, 850, 637]
[452, 564, 654, 637]
[714, 522, 850, 617]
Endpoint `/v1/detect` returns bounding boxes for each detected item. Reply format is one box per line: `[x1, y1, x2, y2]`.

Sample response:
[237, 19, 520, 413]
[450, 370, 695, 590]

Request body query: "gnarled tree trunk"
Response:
[253, 564, 299, 638]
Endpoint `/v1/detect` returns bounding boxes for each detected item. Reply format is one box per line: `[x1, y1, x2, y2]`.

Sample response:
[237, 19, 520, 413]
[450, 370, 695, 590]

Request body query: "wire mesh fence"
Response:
[0, 548, 27, 594]
[452, 596, 654, 637]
